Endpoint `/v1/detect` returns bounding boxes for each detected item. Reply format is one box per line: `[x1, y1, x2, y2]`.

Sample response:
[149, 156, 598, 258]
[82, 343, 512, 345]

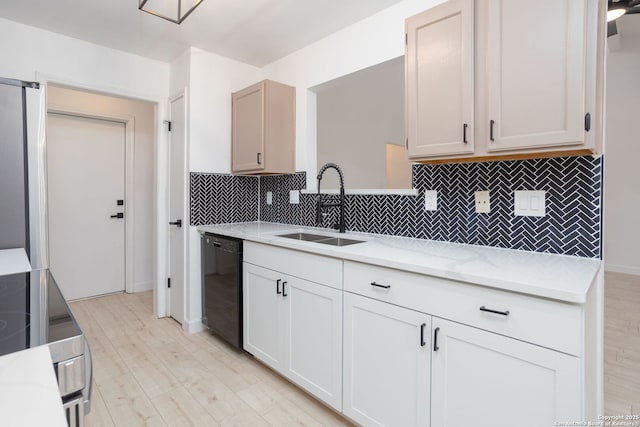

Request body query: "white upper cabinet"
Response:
[231, 80, 296, 174]
[406, 0, 603, 162]
[406, 0, 474, 158]
[485, 0, 587, 152]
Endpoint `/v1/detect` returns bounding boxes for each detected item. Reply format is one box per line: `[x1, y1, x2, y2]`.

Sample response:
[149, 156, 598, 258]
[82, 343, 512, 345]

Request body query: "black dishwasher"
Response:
[201, 233, 243, 350]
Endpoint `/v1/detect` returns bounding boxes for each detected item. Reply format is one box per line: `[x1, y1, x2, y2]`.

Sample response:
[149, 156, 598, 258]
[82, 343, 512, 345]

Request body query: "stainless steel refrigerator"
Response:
[0, 77, 46, 268]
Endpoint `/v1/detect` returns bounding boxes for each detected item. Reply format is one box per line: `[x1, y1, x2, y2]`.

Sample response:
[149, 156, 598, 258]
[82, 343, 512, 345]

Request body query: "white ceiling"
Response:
[0, 0, 405, 67]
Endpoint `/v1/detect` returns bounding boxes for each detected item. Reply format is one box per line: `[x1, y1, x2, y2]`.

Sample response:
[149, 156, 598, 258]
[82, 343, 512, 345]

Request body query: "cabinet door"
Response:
[232, 82, 264, 172]
[343, 292, 430, 427]
[431, 318, 581, 427]
[283, 278, 342, 411]
[406, 0, 474, 158]
[243, 263, 284, 370]
[485, 0, 587, 151]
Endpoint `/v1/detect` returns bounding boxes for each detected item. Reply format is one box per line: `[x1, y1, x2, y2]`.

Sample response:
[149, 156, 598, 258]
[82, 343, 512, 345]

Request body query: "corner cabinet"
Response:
[431, 318, 581, 426]
[242, 243, 343, 410]
[231, 80, 295, 174]
[406, 0, 605, 162]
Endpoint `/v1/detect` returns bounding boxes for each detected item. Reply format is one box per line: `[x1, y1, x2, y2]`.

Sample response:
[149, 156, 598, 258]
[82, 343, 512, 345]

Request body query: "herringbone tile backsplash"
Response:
[191, 156, 602, 258]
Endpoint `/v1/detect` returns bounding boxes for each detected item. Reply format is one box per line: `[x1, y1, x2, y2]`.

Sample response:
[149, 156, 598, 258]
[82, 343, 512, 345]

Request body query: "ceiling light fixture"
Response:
[607, 7, 627, 22]
[139, 0, 204, 25]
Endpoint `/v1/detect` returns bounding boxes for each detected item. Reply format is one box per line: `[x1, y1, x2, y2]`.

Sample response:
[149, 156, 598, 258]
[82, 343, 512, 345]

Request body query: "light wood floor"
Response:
[70, 271, 640, 425]
[604, 271, 640, 416]
[70, 292, 352, 427]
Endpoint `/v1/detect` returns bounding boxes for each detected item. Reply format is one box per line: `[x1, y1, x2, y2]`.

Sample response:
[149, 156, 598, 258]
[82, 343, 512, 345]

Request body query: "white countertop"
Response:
[197, 222, 601, 303]
[0, 248, 32, 276]
[0, 346, 67, 427]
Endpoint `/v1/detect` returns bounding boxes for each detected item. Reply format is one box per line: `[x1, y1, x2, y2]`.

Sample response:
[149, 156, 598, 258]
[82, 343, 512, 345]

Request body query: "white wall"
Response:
[0, 17, 171, 315]
[181, 48, 262, 332]
[604, 35, 640, 275]
[262, 0, 444, 189]
[47, 86, 156, 292]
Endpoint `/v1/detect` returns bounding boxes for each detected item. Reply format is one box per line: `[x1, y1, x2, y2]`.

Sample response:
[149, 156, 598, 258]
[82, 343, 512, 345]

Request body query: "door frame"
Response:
[46, 102, 136, 294]
[35, 71, 171, 318]
[166, 89, 189, 323]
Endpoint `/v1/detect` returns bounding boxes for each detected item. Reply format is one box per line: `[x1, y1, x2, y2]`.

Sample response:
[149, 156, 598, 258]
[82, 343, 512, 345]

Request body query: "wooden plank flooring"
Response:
[604, 271, 640, 416]
[70, 292, 352, 427]
[70, 271, 640, 425]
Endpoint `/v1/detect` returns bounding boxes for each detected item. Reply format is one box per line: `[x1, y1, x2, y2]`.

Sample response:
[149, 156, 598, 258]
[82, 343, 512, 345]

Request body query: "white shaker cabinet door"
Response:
[485, 0, 587, 151]
[283, 277, 343, 411]
[406, 0, 474, 158]
[431, 318, 581, 427]
[243, 263, 284, 370]
[343, 292, 431, 427]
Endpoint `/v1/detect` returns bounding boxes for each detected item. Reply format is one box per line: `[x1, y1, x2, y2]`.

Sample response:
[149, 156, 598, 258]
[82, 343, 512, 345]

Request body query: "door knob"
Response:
[110, 213, 124, 219]
[169, 219, 182, 227]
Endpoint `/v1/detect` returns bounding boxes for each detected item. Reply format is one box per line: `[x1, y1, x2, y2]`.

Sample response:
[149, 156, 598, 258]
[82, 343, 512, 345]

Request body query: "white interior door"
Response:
[47, 113, 125, 300]
[168, 95, 186, 324]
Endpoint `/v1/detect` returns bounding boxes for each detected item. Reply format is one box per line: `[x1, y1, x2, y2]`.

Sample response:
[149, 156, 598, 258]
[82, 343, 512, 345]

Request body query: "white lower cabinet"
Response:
[430, 318, 581, 427]
[244, 264, 284, 370]
[343, 292, 431, 427]
[241, 245, 593, 427]
[243, 262, 343, 410]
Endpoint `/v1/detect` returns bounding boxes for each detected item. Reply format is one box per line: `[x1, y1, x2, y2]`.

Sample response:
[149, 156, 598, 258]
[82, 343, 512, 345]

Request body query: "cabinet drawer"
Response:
[344, 261, 583, 356]
[244, 241, 342, 289]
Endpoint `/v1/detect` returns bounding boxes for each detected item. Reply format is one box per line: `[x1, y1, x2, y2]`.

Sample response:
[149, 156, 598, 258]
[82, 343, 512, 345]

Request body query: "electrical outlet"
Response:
[266, 191, 273, 205]
[514, 190, 546, 217]
[474, 191, 490, 213]
[289, 190, 300, 204]
[424, 190, 437, 211]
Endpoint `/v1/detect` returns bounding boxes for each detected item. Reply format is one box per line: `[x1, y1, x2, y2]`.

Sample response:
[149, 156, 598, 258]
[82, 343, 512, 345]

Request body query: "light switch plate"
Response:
[514, 190, 546, 217]
[266, 191, 273, 205]
[424, 190, 437, 211]
[289, 190, 300, 204]
[474, 191, 490, 213]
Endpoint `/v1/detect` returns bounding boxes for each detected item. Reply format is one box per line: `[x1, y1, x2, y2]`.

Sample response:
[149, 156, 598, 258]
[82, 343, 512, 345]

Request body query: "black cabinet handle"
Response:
[585, 112, 591, 132]
[433, 327, 440, 352]
[276, 279, 282, 295]
[420, 323, 426, 347]
[257, 152, 262, 165]
[282, 281, 288, 297]
[169, 219, 182, 227]
[480, 306, 510, 316]
[370, 282, 391, 289]
[490, 120, 495, 141]
[463, 123, 468, 144]
[110, 213, 124, 219]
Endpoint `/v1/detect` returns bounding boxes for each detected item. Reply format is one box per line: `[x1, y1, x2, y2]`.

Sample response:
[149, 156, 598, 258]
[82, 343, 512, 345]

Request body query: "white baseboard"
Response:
[184, 318, 206, 334]
[132, 280, 153, 293]
[604, 263, 640, 276]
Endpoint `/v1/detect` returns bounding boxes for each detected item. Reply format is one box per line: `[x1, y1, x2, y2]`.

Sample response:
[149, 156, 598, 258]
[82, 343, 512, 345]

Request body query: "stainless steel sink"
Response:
[315, 237, 364, 246]
[277, 232, 332, 242]
[276, 232, 364, 246]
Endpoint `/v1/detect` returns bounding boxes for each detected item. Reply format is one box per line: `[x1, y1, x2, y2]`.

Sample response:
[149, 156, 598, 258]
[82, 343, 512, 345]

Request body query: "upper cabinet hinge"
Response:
[164, 120, 172, 132]
[584, 113, 591, 132]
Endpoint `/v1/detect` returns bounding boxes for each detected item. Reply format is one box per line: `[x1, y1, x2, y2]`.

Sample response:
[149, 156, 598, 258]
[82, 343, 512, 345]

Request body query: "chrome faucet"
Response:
[316, 163, 346, 233]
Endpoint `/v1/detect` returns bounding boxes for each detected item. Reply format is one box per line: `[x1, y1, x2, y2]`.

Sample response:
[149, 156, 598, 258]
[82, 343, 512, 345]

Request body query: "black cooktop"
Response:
[0, 269, 82, 357]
